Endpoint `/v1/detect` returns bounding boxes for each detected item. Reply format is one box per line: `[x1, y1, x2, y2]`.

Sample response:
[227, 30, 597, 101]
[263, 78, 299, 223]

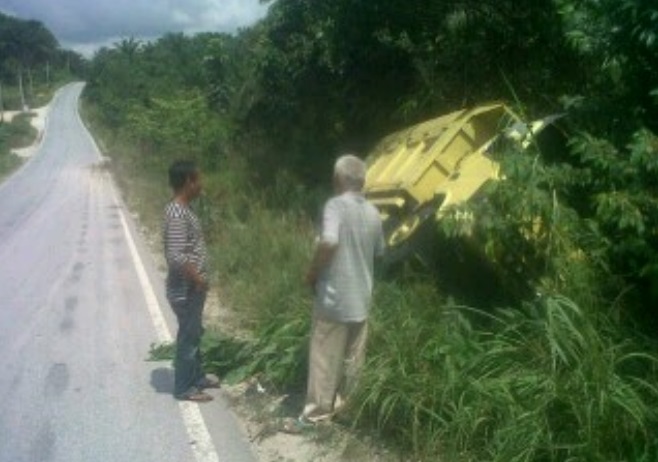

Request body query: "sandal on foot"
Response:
[280, 416, 314, 435]
[176, 390, 213, 402]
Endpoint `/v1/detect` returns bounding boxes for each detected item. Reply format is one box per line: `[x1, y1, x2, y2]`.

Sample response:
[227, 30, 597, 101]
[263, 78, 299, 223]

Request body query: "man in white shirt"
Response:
[291, 154, 384, 429]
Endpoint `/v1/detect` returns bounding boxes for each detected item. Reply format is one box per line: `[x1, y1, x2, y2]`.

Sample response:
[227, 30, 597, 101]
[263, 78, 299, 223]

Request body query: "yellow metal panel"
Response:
[364, 101, 547, 247]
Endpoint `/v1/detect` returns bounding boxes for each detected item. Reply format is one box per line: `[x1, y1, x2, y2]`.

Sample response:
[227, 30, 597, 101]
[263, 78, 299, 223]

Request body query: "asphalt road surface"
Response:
[0, 83, 257, 462]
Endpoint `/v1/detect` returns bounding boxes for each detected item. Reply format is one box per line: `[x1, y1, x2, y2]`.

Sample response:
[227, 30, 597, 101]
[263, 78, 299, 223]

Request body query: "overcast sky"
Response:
[0, 0, 270, 56]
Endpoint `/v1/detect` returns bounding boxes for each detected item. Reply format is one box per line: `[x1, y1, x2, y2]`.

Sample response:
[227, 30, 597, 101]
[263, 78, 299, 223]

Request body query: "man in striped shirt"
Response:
[163, 160, 219, 402]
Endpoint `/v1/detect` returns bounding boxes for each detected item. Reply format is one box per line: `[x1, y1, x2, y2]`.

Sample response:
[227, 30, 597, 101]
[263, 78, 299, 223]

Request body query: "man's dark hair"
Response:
[169, 160, 198, 192]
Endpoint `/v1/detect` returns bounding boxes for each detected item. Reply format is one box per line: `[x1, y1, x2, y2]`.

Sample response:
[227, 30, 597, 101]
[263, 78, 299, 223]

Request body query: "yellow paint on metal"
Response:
[365, 103, 543, 247]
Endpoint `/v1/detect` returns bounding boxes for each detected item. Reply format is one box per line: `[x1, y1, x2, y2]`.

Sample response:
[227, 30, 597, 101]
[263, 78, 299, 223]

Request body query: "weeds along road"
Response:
[0, 83, 257, 462]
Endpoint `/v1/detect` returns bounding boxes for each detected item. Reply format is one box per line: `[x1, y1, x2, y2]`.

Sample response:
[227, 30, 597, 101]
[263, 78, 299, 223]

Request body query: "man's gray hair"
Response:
[334, 154, 367, 191]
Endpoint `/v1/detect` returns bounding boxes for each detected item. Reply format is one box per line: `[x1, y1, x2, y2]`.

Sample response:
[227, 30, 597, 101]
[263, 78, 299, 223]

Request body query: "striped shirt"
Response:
[163, 200, 208, 302]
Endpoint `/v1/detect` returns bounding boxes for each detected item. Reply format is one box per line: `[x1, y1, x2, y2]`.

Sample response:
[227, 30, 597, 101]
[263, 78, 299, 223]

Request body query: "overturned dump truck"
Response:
[364, 102, 560, 259]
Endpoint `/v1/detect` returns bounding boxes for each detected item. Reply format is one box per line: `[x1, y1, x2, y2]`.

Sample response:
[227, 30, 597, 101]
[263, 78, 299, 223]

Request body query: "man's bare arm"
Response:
[305, 241, 338, 288]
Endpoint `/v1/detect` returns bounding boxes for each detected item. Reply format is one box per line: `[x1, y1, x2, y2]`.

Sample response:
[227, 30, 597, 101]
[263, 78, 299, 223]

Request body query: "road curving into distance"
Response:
[0, 83, 257, 462]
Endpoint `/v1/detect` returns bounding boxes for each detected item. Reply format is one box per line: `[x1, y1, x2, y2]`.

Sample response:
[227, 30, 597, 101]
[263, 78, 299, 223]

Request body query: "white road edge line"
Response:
[74, 83, 221, 462]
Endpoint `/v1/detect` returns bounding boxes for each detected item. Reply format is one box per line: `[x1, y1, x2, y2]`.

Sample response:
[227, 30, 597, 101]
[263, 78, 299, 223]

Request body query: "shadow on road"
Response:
[150, 367, 174, 394]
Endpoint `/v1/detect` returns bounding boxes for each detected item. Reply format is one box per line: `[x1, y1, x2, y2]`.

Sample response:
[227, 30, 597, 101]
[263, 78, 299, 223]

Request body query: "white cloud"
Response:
[0, 0, 270, 54]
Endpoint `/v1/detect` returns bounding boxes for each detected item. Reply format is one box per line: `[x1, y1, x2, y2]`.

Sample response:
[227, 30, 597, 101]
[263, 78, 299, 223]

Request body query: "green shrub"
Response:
[0, 113, 36, 179]
[0, 113, 37, 149]
[352, 287, 658, 461]
[201, 168, 316, 390]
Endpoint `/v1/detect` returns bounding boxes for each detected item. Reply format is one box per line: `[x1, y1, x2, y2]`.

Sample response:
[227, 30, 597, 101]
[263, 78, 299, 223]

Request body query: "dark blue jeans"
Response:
[168, 289, 206, 397]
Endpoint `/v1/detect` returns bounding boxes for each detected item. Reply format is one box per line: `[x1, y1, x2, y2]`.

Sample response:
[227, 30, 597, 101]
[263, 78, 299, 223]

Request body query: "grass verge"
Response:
[82, 95, 658, 461]
[0, 113, 36, 181]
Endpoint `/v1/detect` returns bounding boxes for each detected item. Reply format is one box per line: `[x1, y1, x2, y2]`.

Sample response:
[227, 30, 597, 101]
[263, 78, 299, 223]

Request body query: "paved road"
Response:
[0, 83, 257, 462]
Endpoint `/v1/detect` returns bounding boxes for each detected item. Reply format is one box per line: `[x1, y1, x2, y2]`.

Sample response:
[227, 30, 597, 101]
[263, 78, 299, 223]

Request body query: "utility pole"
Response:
[0, 82, 4, 123]
[27, 68, 34, 107]
[18, 69, 27, 111]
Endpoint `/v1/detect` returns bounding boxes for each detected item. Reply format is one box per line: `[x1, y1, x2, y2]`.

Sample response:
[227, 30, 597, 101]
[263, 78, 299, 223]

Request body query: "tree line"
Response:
[0, 12, 84, 110]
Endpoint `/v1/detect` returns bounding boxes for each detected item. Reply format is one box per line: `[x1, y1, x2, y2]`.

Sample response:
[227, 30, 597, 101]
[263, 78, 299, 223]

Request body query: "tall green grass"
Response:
[200, 161, 316, 388]
[200, 156, 658, 459]
[352, 284, 658, 461]
[81, 98, 658, 461]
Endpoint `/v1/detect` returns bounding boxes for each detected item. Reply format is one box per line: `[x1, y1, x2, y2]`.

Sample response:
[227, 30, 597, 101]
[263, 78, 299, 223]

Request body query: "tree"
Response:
[0, 12, 79, 108]
[556, 0, 658, 136]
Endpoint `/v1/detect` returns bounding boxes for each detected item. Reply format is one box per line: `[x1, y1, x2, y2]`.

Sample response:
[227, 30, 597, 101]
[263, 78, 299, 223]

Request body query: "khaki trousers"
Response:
[302, 314, 368, 422]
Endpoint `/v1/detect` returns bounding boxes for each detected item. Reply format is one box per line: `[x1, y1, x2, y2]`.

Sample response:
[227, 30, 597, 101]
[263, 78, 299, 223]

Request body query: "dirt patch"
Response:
[219, 376, 399, 462]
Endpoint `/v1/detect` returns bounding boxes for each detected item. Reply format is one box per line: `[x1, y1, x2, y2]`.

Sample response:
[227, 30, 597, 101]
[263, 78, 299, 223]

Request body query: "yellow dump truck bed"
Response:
[364, 103, 535, 247]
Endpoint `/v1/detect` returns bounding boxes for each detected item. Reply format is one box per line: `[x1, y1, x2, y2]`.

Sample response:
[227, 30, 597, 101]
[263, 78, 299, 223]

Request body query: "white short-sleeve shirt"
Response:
[314, 191, 384, 322]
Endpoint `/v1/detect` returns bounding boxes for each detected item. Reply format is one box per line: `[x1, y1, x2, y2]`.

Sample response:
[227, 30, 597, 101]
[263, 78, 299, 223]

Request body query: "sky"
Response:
[0, 0, 270, 56]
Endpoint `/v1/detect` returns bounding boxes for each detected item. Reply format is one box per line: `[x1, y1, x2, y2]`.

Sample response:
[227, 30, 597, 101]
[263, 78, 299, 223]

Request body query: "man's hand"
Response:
[305, 269, 318, 292]
[305, 241, 337, 293]
[194, 276, 209, 292]
[183, 262, 208, 292]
